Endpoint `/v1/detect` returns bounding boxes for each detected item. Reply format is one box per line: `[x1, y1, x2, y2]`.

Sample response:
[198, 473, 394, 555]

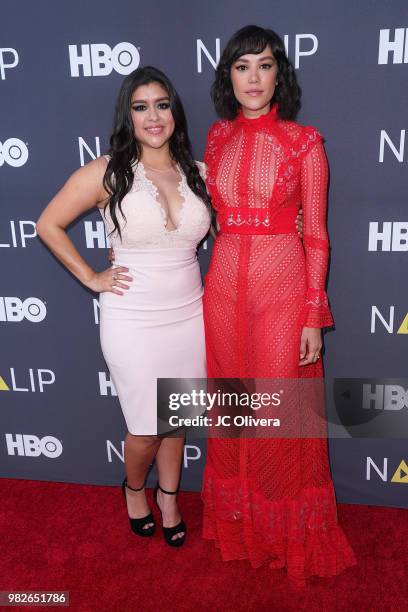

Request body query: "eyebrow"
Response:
[131, 96, 170, 104]
[235, 55, 275, 63]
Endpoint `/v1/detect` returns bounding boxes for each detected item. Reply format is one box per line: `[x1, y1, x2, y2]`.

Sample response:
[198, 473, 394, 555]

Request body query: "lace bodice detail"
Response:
[204, 105, 333, 328]
[100, 160, 211, 249]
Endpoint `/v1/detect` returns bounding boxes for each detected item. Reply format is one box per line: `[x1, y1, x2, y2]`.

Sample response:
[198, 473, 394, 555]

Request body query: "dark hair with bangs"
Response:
[212, 25, 301, 121]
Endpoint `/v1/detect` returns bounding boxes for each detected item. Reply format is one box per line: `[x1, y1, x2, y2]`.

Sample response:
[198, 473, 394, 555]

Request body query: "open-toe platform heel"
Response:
[121, 478, 156, 537]
[154, 483, 186, 547]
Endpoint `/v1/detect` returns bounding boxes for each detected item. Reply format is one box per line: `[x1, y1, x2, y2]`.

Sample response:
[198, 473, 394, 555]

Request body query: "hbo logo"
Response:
[0, 297, 47, 323]
[5, 434, 63, 458]
[0, 138, 28, 167]
[69, 42, 140, 77]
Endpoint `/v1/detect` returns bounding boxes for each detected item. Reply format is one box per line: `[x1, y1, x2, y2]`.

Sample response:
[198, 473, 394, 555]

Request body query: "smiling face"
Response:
[130, 81, 175, 152]
[230, 45, 278, 118]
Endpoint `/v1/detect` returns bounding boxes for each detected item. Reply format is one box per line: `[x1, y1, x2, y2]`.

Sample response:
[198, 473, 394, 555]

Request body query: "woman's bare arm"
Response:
[36, 157, 132, 294]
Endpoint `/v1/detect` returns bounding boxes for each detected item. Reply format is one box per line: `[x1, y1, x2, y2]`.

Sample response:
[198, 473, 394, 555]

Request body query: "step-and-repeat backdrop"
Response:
[1, 1, 407, 508]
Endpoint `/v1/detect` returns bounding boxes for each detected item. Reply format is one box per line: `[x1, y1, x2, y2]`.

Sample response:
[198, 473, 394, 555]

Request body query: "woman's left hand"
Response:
[299, 327, 322, 366]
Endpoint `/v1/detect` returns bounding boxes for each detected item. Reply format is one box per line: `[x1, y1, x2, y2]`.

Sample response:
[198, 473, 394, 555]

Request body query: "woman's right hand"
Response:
[84, 266, 133, 295]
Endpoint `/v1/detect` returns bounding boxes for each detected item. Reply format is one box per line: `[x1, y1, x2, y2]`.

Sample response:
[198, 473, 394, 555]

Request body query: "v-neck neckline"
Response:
[136, 161, 187, 233]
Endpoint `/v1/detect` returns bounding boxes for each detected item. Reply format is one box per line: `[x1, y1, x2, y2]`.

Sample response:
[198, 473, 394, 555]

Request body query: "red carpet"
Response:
[0, 479, 407, 612]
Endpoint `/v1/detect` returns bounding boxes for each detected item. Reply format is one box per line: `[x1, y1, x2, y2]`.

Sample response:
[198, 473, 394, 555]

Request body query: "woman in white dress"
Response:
[36, 66, 212, 546]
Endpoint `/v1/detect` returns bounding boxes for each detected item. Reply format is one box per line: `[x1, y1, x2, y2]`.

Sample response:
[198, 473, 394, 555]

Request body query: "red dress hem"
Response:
[202, 467, 357, 587]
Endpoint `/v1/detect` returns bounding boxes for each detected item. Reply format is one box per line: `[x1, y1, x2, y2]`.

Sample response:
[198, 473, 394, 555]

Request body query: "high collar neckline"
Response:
[236, 103, 278, 129]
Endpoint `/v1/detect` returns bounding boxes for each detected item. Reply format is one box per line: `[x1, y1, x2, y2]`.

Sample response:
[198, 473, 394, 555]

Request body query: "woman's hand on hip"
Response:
[84, 266, 133, 295]
[299, 327, 322, 366]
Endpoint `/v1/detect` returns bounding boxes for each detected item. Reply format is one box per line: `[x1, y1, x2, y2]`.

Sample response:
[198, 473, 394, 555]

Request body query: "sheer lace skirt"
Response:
[201, 234, 356, 585]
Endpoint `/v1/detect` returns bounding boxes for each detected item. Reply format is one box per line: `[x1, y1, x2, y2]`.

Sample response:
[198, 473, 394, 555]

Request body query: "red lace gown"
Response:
[201, 105, 356, 585]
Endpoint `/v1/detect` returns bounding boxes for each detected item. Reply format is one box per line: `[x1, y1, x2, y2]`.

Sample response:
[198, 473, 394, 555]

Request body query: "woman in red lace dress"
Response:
[201, 25, 356, 585]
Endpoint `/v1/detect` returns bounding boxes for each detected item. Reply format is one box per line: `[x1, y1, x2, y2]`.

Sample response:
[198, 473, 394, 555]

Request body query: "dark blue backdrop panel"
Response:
[1, 0, 407, 508]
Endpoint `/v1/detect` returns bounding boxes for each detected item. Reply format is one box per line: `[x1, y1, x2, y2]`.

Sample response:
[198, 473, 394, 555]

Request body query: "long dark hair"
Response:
[212, 25, 301, 121]
[103, 66, 211, 237]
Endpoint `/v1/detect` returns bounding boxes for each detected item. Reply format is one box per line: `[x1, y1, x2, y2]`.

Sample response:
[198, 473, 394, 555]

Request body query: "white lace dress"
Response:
[99, 159, 211, 435]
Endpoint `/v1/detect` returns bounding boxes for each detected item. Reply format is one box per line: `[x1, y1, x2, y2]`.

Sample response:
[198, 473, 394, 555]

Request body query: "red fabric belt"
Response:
[218, 206, 298, 236]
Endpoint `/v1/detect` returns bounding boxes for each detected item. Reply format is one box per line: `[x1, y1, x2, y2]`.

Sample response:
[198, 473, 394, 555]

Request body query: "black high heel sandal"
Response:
[154, 483, 186, 547]
[121, 478, 156, 537]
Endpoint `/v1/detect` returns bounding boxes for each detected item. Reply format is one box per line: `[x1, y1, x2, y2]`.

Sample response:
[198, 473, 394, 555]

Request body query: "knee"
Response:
[126, 433, 161, 449]
[143, 435, 161, 449]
